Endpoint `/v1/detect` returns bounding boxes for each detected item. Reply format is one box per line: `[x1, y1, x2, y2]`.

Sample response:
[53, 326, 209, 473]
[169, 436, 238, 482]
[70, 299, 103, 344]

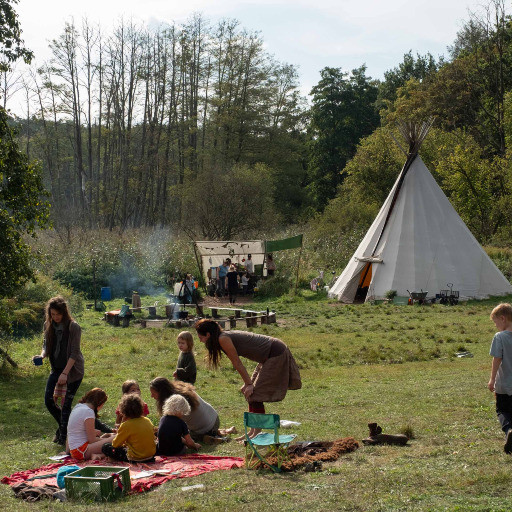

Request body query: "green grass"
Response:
[2, 293, 512, 510]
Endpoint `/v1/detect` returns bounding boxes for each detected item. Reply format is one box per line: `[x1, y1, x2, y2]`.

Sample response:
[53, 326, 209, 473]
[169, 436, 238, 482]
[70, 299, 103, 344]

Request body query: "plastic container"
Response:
[100, 287, 111, 301]
[65, 466, 131, 502]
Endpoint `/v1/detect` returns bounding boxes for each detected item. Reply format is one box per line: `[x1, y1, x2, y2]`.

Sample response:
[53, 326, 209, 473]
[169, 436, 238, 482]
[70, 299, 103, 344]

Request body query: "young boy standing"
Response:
[488, 303, 512, 453]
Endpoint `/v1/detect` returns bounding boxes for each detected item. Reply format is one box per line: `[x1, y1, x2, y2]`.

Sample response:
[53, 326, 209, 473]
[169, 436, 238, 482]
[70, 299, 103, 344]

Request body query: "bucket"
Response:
[100, 287, 111, 301]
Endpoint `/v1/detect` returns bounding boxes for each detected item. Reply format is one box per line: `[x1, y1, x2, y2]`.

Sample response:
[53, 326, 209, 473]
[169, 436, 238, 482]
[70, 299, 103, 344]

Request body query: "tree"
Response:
[376, 51, 439, 111]
[0, 0, 49, 341]
[177, 162, 278, 239]
[0, 0, 32, 70]
[307, 65, 379, 211]
[0, 115, 50, 296]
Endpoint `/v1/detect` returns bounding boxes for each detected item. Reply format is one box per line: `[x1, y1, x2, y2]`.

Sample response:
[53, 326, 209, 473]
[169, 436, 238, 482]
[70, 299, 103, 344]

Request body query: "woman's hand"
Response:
[57, 372, 68, 385]
[241, 383, 254, 399]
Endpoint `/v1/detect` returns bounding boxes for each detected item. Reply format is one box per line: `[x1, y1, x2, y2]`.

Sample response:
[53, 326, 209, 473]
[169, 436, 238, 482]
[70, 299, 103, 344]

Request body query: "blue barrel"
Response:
[100, 287, 111, 301]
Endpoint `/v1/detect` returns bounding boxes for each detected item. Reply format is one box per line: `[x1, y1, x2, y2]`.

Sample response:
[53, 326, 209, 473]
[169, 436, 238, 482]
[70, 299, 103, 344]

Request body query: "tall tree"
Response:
[0, 0, 49, 339]
[376, 51, 439, 111]
[307, 65, 379, 211]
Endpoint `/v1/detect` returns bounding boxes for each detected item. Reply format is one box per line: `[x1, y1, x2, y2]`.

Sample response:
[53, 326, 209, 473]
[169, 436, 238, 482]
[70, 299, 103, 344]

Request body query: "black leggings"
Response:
[44, 371, 82, 440]
[101, 443, 155, 463]
[102, 443, 129, 461]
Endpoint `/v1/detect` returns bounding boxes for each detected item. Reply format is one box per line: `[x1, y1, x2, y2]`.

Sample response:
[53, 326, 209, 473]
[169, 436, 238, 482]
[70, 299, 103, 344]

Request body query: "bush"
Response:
[10, 274, 84, 336]
[29, 229, 199, 299]
[256, 276, 294, 297]
[485, 246, 512, 281]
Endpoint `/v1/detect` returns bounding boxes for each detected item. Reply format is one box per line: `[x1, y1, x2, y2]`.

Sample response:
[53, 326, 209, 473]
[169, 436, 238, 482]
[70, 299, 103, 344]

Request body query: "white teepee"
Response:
[329, 122, 512, 303]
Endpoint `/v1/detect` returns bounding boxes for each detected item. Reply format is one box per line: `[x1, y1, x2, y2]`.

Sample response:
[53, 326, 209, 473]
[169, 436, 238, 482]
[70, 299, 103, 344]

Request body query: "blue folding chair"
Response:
[244, 412, 297, 473]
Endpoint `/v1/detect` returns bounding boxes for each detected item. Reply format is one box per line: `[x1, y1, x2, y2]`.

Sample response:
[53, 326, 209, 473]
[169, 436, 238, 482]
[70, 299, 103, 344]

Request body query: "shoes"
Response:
[53, 428, 61, 443]
[504, 430, 512, 454]
[304, 461, 323, 472]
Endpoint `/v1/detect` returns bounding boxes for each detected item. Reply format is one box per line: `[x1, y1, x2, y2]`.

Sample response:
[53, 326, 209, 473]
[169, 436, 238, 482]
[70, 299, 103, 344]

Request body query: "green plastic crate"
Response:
[65, 466, 131, 501]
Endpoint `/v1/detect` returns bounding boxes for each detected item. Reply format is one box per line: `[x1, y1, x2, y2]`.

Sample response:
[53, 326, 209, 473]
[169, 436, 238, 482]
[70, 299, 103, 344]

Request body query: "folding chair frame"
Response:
[244, 412, 296, 473]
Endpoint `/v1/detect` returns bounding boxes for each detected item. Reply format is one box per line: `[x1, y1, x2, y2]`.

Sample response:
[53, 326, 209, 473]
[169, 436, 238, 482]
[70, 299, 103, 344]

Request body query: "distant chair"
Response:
[243, 412, 297, 473]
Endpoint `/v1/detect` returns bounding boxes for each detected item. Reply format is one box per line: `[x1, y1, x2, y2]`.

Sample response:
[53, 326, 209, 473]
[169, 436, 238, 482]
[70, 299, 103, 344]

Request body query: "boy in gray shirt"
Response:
[488, 303, 512, 453]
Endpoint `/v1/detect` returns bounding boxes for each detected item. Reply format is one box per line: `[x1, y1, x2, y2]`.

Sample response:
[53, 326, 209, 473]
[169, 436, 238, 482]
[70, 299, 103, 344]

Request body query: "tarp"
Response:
[265, 235, 303, 252]
[2, 454, 244, 494]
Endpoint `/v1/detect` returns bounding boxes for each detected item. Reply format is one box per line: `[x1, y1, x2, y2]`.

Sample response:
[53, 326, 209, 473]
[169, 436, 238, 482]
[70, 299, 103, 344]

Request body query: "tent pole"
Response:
[192, 242, 207, 294]
[371, 154, 415, 256]
[295, 244, 303, 291]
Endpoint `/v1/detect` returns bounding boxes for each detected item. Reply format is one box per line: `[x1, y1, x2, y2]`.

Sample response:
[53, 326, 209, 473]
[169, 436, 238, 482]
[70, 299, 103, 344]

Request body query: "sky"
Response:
[16, 0, 486, 98]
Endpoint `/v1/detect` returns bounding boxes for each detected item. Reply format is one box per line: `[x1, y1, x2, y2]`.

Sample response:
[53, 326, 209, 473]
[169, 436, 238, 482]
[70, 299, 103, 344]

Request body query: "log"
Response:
[0, 347, 17, 368]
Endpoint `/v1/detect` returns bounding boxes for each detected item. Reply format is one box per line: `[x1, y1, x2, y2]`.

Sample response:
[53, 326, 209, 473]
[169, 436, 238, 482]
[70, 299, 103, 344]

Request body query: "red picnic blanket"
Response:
[2, 454, 244, 493]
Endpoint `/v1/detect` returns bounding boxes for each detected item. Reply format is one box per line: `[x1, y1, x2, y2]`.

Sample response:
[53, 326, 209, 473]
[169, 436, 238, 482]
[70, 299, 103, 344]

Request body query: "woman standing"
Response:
[226, 265, 239, 305]
[33, 296, 84, 445]
[266, 254, 276, 276]
[194, 319, 301, 439]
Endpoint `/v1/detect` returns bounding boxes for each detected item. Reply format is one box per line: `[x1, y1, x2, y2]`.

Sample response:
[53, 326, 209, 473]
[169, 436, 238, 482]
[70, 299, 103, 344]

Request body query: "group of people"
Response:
[216, 253, 276, 305]
[34, 296, 302, 462]
[30, 294, 512, 462]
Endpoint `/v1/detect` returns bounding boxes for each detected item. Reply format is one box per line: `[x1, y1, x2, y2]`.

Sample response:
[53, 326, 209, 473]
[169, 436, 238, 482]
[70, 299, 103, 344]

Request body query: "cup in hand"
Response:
[33, 355, 43, 366]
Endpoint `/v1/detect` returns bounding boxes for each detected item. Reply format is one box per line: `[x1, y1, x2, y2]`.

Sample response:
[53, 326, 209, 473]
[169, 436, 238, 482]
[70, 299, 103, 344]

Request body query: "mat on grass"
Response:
[2, 454, 244, 493]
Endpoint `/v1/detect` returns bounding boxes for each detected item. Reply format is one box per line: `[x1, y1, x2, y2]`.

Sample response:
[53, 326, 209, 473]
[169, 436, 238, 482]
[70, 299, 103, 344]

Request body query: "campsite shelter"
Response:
[328, 122, 512, 303]
[194, 235, 303, 282]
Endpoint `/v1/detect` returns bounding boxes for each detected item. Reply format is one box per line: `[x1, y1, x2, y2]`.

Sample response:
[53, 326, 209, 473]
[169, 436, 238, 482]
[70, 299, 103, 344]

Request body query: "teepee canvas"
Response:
[329, 122, 512, 303]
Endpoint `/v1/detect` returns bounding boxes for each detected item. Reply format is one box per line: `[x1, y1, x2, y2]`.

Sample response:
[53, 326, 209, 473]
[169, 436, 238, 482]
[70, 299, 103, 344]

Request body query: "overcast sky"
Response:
[17, 0, 485, 97]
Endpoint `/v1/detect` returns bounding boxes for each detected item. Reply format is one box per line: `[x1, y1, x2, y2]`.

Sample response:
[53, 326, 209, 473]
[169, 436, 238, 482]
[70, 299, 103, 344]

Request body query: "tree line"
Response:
[5, 2, 512, 248]
[7, 15, 307, 235]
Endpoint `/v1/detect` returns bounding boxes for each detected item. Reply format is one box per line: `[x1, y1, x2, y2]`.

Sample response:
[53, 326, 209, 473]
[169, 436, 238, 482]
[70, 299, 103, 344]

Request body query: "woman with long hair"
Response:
[194, 319, 301, 439]
[66, 388, 114, 461]
[33, 296, 85, 445]
[149, 377, 235, 442]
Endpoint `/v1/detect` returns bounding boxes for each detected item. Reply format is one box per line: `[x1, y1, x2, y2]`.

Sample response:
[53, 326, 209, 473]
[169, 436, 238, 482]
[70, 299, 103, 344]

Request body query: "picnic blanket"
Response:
[2, 454, 244, 494]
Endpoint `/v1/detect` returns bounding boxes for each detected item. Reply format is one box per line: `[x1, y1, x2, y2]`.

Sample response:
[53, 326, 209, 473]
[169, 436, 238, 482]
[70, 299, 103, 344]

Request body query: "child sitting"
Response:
[157, 395, 201, 456]
[115, 380, 150, 425]
[173, 331, 197, 384]
[53, 382, 67, 409]
[102, 394, 156, 462]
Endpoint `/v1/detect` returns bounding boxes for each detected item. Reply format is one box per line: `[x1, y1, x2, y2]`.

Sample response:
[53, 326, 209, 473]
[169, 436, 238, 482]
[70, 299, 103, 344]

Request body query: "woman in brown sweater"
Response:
[195, 319, 301, 439]
[33, 296, 85, 445]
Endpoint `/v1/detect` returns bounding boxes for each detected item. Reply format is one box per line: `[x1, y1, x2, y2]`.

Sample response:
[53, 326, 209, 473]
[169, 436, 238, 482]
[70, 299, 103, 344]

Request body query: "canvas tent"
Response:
[194, 235, 303, 282]
[195, 240, 266, 281]
[329, 121, 512, 303]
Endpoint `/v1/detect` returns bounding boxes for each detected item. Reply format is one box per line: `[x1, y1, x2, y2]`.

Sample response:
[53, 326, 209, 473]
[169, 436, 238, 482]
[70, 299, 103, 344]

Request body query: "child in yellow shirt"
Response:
[102, 394, 156, 462]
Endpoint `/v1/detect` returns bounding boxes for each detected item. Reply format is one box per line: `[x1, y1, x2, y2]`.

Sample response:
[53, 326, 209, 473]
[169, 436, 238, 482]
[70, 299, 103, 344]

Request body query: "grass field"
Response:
[1, 292, 512, 511]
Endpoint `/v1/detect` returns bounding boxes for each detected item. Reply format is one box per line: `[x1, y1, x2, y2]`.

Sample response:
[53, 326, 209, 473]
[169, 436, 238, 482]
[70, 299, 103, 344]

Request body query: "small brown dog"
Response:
[362, 423, 409, 446]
